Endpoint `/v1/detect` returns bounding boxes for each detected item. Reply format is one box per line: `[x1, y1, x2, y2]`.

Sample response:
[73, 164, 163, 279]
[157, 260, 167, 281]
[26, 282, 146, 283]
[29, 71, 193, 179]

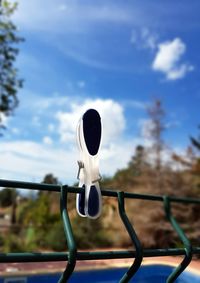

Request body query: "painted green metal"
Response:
[1, 179, 200, 204]
[0, 248, 200, 263]
[0, 178, 199, 283]
[117, 192, 143, 283]
[163, 196, 193, 283]
[58, 186, 77, 283]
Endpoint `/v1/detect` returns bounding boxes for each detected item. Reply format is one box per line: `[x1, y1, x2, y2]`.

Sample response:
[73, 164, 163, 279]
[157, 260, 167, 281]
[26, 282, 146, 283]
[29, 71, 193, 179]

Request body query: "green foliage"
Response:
[17, 193, 52, 248]
[18, 189, 65, 250]
[0, 234, 4, 247]
[72, 216, 112, 249]
[24, 225, 37, 251]
[19, 194, 50, 227]
[3, 165, 200, 254]
[45, 220, 66, 251]
[3, 233, 25, 253]
[0, 187, 16, 207]
[0, 0, 23, 131]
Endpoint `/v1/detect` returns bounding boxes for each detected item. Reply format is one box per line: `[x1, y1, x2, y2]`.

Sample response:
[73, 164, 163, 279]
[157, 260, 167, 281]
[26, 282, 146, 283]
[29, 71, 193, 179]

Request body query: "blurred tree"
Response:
[41, 173, 62, 212]
[18, 193, 52, 248]
[23, 194, 50, 227]
[128, 145, 148, 175]
[42, 173, 59, 185]
[72, 216, 112, 249]
[0, 0, 23, 132]
[0, 187, 16, 207]
[45, 220, 66, 251]
[171, 146, 195, 169]
[147, 99, 165, 173]
[190, 126, 200, 186]
[191, 126, 200, 152]
[11, 189, 17, 225]
[146, 99, 165, 192]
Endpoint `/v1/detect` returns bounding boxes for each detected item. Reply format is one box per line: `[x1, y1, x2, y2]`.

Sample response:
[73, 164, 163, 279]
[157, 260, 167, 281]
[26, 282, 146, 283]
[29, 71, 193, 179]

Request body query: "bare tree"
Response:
[191, 125, 200, 152]
[147, 99, 165, 192]
[128, 145, 149, 175]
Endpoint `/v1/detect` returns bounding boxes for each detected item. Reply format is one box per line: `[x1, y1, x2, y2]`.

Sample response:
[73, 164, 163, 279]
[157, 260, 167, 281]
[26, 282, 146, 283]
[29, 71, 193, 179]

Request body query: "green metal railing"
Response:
[0, 178, 200, 283]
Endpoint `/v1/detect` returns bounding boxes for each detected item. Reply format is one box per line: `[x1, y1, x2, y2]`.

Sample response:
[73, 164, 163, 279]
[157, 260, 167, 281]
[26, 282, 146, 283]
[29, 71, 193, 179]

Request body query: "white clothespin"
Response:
[76, 109, 102, 219]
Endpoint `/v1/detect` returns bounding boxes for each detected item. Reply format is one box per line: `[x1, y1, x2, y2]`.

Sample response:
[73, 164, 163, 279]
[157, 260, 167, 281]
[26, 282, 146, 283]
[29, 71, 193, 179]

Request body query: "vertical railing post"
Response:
[58, 186, 77, 283]
[163, 196, 193, 283]
[117, 191, 143, 283]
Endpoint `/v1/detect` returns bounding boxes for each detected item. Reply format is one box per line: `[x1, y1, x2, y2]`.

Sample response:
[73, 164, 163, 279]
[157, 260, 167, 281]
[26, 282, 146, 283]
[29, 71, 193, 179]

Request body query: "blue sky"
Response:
[1, 0, 200, 183]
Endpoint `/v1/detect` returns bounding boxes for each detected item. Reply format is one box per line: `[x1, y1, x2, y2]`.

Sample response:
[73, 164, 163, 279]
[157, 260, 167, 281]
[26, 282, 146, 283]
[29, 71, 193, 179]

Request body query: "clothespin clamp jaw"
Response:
[76, 109, 102, 219]
[77, 160, 84, 181]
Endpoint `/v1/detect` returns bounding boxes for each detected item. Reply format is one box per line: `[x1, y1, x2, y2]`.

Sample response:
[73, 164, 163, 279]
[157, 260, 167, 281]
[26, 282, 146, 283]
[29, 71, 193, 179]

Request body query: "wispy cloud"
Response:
[14, 0, 135, 33]
[131, 27, 158, 50]
[122, 99, 146, 110]
[13, 1, 144, 71]
[152, 38, 194, 80]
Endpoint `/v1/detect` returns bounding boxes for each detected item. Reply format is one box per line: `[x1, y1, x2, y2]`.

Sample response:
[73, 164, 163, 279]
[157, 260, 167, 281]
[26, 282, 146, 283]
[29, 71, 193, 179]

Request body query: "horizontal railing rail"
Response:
[1, 179, 200, 204]
[0, 178, 199, 283]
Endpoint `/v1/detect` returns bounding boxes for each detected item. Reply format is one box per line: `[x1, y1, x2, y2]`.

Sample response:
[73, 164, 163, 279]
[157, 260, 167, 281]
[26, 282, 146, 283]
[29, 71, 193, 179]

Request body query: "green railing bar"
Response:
[0, 248, 200, 263]
[0, 179, 61, 192]
[58, 187, 77, 283]
[1, 179, 200, 204]
[0, 178, 200, 283]
[117, 192, 143, 282]
[164, 196, 193, 283]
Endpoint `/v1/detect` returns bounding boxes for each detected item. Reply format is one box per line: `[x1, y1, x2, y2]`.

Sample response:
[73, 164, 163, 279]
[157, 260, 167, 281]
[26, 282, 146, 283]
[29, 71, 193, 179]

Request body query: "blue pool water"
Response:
[1, 265, 200, 283]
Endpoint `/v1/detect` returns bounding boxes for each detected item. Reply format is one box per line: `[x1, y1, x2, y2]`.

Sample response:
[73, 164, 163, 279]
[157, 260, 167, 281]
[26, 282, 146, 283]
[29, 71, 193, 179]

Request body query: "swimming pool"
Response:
[1, 264, 200, 283]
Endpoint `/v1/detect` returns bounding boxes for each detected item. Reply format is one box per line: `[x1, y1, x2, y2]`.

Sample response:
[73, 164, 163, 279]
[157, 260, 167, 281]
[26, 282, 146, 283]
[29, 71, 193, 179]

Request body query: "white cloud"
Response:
[0, 140, 77, 183]
[0, 96, 140, 183]
[0, 93, 185, 183]
[43, 136, 53, 145]
[166, 64, 194, 80]
[152, 38, 194, 80]
[100, 137, 143, 173]
[56, 98, 125, 145]
[131, 27, 158, 50]
[0, 113, 9, 127]
[0, 137, 139, 184]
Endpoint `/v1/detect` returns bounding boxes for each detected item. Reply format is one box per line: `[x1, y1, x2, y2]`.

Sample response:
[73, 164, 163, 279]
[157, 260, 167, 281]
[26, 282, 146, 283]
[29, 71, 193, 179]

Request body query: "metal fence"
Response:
[0, 179, 200, 283]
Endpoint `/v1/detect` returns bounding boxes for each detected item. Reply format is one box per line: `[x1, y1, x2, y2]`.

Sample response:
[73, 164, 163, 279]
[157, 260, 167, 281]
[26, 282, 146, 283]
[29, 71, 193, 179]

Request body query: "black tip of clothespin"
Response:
[83, 109, 101, 156]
